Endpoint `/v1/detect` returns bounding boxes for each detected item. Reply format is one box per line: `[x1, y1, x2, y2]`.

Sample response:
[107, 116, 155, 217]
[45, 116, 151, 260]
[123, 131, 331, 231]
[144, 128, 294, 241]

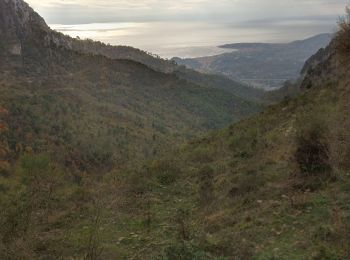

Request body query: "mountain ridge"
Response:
[0, 0, 262, 171]
[1, 0, 265, 104]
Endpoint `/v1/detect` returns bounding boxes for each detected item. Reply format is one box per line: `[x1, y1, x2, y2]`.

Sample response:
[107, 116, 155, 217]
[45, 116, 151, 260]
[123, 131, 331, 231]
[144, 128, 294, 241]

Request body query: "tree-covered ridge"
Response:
[0, 47, 261, 172]
[49, 30, 265, 103]
[0, 0, 262, 172]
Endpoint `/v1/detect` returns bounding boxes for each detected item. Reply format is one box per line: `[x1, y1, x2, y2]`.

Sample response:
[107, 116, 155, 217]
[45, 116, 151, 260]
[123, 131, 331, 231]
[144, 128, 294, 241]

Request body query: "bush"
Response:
[198, 165, 214, 205]
[293, 114, 335, 190]
[312, 246, 342, 260]
[161, 242, 208, 260]
[229, 170, 264, 198]
[336, 6, 350, 58]
[189, 146, 215, 164]
[295, 124, 331, 176]
[229, 127, 259, 159]
[328, 105, 350, 172]
[0, 161, 10, 177]
[150, 159, 181, 185]
[20, 154, 51, 184]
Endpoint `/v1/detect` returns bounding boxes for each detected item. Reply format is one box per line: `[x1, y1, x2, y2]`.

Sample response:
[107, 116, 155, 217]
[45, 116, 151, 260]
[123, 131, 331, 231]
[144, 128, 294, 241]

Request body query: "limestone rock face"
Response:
[0, 0, 176, 73]
[300, 38, 345, 90]
[1, 0, 48, 32]
[0, 0, 49, 56]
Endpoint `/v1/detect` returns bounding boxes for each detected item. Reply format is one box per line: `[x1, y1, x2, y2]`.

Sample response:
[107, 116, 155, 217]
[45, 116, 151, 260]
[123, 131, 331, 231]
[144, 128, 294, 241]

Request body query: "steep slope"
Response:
[1, 19, 347, 259]
[91, 31, 349, 260]
[106, 34, 350, 259]
[48, 29, 265, 103]
[0, 0, 262, 171]
[1, 1, 348, 259]
[47, 31, 178, 74]
[174, 34, 333, 90]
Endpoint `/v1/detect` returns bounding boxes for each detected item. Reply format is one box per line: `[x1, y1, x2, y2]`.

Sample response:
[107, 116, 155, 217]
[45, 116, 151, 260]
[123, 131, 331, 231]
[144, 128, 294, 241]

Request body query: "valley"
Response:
[1, 0, 350, 259]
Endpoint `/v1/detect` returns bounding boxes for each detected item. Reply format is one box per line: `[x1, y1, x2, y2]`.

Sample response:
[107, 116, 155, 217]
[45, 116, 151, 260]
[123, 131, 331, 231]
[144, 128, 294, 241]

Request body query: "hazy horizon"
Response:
[26, 0, 348, 58]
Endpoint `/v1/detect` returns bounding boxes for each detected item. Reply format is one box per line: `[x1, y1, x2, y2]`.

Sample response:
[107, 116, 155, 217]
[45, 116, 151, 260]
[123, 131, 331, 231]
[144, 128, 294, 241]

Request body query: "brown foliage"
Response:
[0, 123, 8, 132]
[0, 107, 9, 115]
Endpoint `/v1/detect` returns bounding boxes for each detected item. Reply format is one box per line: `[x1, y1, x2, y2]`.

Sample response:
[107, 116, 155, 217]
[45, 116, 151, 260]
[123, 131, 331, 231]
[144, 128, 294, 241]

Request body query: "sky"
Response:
[26, 0, 348, 58]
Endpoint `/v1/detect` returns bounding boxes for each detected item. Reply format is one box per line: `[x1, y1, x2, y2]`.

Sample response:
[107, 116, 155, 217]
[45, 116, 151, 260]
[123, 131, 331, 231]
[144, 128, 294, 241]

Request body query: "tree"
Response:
[336, 5, 350, 58]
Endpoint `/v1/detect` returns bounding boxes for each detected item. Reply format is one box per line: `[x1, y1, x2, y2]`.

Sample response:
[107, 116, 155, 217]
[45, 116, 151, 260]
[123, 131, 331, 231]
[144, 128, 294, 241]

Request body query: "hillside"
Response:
[1, 0, 349, 259]
[1, 29, 347, 258]
[0, 0, 263, 172]
[51, 31, 265, 104]
[97, 31, 350, 259]
[173, 34, 332, 90]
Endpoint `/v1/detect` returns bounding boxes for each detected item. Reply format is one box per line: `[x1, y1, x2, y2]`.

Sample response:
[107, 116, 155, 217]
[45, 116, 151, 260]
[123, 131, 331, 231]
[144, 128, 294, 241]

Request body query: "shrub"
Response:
[198, 165, 215, 205]
[150, 159, 181, 185]
[229, 170, 264, 198]
[312, 246, 342, 260]
[20, 154, 51, 184]
[293, 114, 335, 190]
[312, 225, 335, 242]
[0, 161, 10, 177]
[328, 105, 350, 172]
[175, 208, 191, 241]
[295, 124, 331, 176]
[161, 241, 208, 260]
[189, 146, 215, 164]
[336, 6, 350, 58]
[229, 127, 259, 159]
[126, 169, 153, 196]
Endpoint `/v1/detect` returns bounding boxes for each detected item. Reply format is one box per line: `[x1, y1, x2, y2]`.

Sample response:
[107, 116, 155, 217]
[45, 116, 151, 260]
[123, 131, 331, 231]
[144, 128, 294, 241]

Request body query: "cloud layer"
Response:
[27, 0, 347, 24]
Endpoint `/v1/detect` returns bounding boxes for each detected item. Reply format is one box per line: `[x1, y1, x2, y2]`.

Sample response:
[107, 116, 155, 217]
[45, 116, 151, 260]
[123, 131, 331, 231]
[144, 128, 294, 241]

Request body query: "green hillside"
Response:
[0, 0, 262, 172]
[73, 37, 349, 258]
[2, 26, 350, 259]
[50, 30, 265, 104]
[1, 0, 350, 259]
[3, 44, 349, 258]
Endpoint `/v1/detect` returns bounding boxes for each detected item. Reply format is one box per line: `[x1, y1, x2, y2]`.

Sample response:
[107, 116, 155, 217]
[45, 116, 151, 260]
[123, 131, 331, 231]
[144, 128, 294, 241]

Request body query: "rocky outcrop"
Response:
[300, 38, 343, 90]
[0, 0, 176, 73]
[0, 0, 49, 56]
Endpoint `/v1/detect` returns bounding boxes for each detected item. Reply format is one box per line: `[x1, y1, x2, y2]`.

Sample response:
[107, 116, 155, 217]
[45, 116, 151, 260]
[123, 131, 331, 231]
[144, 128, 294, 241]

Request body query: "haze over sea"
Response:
[27, 0, 348, 58]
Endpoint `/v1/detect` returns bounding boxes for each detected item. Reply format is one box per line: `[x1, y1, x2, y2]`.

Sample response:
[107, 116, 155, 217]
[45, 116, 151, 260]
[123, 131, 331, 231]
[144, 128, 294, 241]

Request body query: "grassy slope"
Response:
[2, 47, 349, 259]
[1, 1, 349, 258]
[96, 76, 350, 259]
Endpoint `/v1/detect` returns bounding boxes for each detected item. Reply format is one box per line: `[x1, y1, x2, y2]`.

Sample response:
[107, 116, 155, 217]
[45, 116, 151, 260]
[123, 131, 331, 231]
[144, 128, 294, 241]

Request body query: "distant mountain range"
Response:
[173, 33, 333, 90]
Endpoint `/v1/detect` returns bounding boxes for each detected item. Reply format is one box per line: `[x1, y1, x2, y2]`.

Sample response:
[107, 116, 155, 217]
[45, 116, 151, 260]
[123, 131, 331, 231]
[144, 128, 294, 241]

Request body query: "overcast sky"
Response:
[26, 0, 348, 58]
